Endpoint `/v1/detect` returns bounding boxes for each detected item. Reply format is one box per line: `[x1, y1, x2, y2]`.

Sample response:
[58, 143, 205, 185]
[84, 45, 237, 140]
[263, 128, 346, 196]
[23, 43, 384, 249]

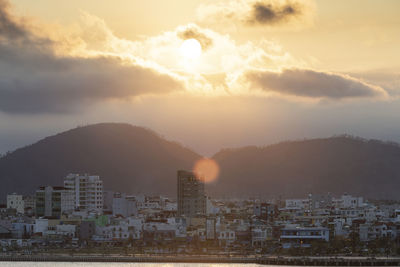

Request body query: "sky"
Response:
[0, 0, 399, 156]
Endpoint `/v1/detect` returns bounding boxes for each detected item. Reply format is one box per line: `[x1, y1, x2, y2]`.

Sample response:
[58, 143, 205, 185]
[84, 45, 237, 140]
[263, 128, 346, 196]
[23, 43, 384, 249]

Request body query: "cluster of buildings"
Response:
[1, 171, 400, 255]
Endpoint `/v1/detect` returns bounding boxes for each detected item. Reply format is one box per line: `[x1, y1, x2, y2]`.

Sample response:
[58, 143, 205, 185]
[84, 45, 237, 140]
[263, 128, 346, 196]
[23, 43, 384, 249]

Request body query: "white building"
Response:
[206, 197, 219, 215]
[330, 218, 349, 237]
[251, 225, 272, 247]
[44, 224, 76, 238]
[7, 193, 24, 214]
[285, 198, 310, 210]
[333, 194, 363, 209]
[359, 223, 394, 242]
[280, 226, 329, 248]
[34, 218, 49, 234]
[218, 230, 235, 245]
[206, 218, 216, 240]
[64, 174, 103, 213]
[112, 192, 138, 217]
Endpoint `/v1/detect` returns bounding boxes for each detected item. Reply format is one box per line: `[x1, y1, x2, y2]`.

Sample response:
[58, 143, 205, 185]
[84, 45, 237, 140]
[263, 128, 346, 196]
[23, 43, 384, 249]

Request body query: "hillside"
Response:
[209, 136, 400, 199]
[0, 123, 201, 198]
[1, 124, 400, 200]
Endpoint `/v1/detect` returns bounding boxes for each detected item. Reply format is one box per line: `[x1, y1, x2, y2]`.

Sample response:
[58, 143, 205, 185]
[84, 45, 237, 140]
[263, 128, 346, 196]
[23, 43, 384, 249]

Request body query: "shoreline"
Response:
[1, 255, 400, 266]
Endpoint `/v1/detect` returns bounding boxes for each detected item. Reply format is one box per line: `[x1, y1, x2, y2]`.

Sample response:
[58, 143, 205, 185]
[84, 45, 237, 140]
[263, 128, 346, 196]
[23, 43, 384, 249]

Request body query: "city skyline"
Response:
[2, 0, 400, 262]
[2, 170, 400, 260]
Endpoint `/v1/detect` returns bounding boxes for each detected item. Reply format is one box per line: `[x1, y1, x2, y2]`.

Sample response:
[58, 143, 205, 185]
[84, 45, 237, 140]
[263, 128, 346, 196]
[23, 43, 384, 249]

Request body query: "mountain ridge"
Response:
[209, 135, 400, 199]
[1, 123, 400, 200]
[0, 123, 201, 199]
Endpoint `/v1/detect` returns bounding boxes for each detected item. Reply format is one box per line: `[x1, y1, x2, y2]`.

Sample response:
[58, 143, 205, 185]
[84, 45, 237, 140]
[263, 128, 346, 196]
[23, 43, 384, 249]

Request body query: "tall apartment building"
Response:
[64, 174, 103, 213]
[177, 170, 206, 217]
[35, 186, 74, 218]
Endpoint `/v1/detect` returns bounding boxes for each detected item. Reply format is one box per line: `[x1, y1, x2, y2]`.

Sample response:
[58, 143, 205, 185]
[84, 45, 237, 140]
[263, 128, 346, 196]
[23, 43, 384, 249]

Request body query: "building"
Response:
[103, 190, 114, 213]
[280, 226, 329, 248]
[333, 194, 364, 209]
[79, 221, 95, 241]
[35, 186, 74, 218]
[254, 202, 277, 222]
[285, 198, 310, 210]
[251, 225, 272, 247]
[309, 193, 332, 209]
[64, 173, 103, 213]
[7, 193, 24, 214]
[206, 218, 216, 240]
[11, 222, 34, 239]
[23, 195, 36, 215]
[112, 192, 138, 217]
[177, 170, 206, 217]
[0, 225, 11, 239]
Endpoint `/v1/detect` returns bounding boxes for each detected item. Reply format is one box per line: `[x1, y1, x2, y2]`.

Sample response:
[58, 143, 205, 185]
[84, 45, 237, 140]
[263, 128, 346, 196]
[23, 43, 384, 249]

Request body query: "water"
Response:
[0, 264, 264, 267]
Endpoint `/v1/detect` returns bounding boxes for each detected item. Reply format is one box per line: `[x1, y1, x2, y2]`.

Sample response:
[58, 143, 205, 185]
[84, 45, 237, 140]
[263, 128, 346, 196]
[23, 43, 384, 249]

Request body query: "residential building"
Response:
[333, 194, 364, 209]
[206, 217, 216, 240]
[0, 225, 11, 239]
[112, 192, 138, 217]
[7, 193, 24, 214]
[177, 170, 206, 217]
[64, 173, 103, 213]
[23, 195, 36, 215]
[285, 198, 310, 210]
[254, 202, 277, 222]
[35, 186, 74, 218]
[280, 226, 329, 248]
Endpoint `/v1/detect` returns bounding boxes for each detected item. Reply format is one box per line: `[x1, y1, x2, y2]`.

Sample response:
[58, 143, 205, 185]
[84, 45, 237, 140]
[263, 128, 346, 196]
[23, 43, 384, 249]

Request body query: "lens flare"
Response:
[193, 158, 220, 183]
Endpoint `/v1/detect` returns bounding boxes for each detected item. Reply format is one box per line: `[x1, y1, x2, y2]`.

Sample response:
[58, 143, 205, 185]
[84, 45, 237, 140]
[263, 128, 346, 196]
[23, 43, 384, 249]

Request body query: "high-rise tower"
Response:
[177, 170, 206, 217]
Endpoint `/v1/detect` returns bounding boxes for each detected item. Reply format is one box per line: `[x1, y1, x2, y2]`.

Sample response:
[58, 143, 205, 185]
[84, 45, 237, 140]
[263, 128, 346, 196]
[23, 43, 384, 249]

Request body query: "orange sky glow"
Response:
[0, 0, 399, 155]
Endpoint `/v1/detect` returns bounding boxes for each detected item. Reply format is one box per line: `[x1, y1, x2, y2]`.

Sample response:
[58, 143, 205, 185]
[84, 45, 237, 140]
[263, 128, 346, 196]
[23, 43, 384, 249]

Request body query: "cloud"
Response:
[0, 0, 389, 116]
[0, 0, 183, 114]
[0, 0, 28, 40]
[244, 68, 388, 99]
[177, 25, 213, 50]
[0, 56, 184, 113]
[346, 69, 400, 97]
[248, 1, 303, 25]
[196, 0, 314, 29]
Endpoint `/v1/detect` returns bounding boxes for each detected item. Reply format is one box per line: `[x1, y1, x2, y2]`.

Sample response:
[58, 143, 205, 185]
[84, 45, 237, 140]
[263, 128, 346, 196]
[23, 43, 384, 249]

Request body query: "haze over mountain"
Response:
[0, 123, 400, 201]
[0, 123, 201, 199]
[210, 137, 400, 200]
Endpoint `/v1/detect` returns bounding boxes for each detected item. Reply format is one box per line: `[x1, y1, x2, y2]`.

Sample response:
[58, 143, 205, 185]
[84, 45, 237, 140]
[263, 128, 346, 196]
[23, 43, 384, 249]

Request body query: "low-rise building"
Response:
[112, 192, 138, 217]
[280, 226, 329, 248]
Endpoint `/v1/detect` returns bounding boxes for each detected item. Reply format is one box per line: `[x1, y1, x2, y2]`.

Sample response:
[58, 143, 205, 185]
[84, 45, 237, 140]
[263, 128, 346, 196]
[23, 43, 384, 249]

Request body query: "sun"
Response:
[180, 38, 202, 60]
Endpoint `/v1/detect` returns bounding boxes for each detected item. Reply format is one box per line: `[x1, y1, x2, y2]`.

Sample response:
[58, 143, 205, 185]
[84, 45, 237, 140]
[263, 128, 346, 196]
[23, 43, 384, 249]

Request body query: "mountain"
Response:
[209, 136, 400, 199]
[1, 124, 400, 201]
[0, 123, 201, 199]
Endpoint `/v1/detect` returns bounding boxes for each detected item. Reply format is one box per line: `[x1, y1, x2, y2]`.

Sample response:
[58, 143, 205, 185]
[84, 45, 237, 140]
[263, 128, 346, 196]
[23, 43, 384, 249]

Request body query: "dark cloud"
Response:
[0, 0, 183, 114]
[246, 69, 387, 99]
[197, 0, 312, 28]
[248, 1, 303, 25]
[0, 0, 27, 39]
[177, 26, 213, 50]
[0, 56, 183, 113]
[0, 0, 52, 49]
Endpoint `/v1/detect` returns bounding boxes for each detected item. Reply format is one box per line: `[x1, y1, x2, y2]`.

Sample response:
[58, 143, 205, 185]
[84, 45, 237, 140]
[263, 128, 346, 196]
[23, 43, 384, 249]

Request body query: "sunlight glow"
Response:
[180, 38, 202, 60]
